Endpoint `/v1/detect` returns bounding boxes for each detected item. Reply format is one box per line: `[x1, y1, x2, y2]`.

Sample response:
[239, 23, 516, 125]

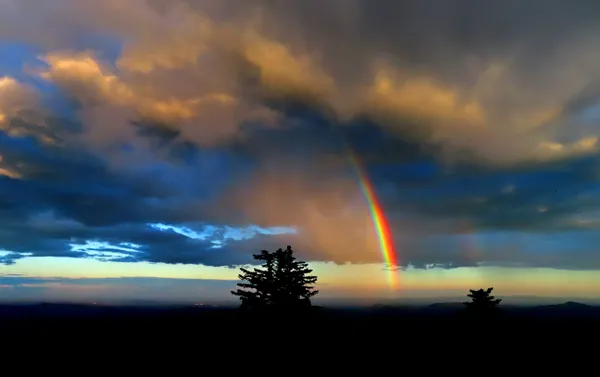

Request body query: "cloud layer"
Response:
[1, 0, 600, 269]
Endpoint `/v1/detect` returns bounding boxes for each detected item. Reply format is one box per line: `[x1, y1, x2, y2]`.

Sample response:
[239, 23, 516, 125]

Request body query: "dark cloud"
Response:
[2, 99, 600, 269]
[0, 126, 263, 265]
[0, 0, 600, 270]
[395, 230, 600, 270]
[255, 0, 600, 76]
[381, 155, 600, 231]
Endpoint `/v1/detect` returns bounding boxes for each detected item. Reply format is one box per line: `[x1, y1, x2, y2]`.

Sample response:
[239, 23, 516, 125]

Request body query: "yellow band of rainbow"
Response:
[347, 149, 400, 290]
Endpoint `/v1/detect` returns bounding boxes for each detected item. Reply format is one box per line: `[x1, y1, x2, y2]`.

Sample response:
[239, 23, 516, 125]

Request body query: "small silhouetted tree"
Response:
[463, 287, 502, 318]
[231, 245, 319, 311]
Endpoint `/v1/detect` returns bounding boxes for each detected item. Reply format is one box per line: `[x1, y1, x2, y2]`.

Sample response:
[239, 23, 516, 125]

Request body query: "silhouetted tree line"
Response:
[232, 245, 502, 318]
[463, 287, 502, 319]
[231, 245, 318, 312]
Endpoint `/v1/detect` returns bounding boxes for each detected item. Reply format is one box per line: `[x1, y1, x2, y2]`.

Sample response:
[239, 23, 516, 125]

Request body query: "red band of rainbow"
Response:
[347, 149, 400, 290]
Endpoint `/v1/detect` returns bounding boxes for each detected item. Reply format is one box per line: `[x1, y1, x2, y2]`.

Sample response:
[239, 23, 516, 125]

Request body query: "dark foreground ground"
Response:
[0, 305, 590, 371]
[0, 303, 600, 368]
[1, 302, 597, 364]
[2, 301, 600, 336]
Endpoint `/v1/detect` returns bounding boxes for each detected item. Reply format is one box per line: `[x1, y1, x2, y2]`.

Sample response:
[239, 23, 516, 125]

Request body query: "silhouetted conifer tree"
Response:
[231, 246, 319, 311]
[463, 287, 502, 318]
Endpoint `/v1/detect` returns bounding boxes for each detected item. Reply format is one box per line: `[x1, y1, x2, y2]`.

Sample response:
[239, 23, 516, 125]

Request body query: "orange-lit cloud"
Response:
[3, 0, 595, 167]
[215, 168, 383, 264]
[0, 76, 38, 129]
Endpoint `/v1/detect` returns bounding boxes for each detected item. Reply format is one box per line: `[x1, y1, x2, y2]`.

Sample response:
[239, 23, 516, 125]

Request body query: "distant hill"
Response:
[0, 300, 598, 321]
[365, 300, 600, 318]
[518, 301, 600, 318]
[426, 302, 465, 310]
[0, 302, 167, 319]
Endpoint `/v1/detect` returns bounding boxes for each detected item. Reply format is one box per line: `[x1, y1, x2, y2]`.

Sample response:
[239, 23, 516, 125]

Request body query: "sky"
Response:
[1, 0, 600, 305]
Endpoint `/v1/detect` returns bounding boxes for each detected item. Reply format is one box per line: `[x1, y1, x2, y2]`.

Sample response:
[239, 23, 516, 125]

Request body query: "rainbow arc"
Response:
[346, 149, 400, 291]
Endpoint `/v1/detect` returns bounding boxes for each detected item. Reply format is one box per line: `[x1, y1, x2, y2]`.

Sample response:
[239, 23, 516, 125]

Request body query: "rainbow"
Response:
[346, 149, 400, 291]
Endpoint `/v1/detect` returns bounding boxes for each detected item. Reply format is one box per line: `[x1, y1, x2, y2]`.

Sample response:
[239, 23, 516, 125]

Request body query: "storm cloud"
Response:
[0, 0, 600, 270]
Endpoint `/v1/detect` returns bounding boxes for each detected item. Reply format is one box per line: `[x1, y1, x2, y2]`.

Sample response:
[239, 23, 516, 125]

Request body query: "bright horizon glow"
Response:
[1, 257, 600, 303]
